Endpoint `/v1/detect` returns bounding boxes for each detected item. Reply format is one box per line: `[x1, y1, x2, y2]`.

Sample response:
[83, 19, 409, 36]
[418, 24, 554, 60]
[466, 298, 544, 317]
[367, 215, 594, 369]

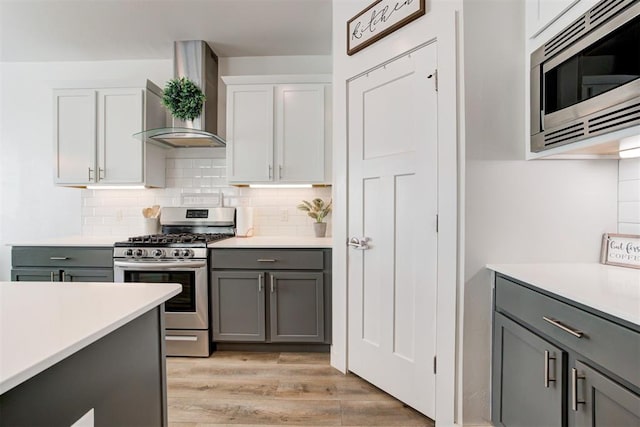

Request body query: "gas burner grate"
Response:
[127, 233, 231, 245]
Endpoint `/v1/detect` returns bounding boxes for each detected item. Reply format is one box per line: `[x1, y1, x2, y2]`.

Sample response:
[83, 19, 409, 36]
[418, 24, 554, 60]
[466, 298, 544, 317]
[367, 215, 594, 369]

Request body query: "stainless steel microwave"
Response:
[531, 0, 640, 153]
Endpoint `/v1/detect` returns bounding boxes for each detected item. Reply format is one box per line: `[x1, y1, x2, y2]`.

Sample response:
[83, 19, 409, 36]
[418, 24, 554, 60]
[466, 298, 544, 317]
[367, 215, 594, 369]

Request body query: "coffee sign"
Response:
[601, 233, 640, 269]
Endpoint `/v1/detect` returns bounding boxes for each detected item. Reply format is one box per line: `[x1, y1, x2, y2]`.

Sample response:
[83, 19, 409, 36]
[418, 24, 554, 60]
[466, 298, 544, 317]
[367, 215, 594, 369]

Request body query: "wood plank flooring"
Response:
[167, 351, 435, 426]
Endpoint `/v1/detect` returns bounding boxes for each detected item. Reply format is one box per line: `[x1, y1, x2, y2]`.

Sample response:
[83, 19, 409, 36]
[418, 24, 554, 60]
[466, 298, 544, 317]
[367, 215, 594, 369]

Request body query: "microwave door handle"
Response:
[540, 109, 545, 131]
[113, 260, 206, 269]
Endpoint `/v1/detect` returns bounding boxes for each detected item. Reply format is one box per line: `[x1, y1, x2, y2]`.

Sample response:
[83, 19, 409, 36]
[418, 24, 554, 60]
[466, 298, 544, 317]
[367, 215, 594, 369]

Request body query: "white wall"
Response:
[0, 59, 172, 281]
[619, 158, 640, 234]
[461, 0, 619, 424]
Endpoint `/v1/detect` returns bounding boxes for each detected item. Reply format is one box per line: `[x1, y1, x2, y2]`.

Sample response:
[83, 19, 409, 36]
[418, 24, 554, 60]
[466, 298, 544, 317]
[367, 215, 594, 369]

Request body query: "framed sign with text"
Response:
[600, 233, 640, 269]
[347, 0, 426, 56]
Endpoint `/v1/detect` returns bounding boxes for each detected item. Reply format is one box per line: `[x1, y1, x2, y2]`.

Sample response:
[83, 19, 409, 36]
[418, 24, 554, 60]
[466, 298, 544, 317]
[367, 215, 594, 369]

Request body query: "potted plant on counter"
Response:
[297, 198, 332, 237]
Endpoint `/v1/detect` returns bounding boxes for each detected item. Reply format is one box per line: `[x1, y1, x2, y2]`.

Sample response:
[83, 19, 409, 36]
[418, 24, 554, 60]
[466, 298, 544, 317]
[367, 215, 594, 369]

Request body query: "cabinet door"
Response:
[492, 313, 564, 427]
[275, 84, 325, 183]
[53, 89, 97, 185]
[573, 360, 640, 426]
[11, 269, 59, 282]
[211, 271, 266, 342]
[62, 268, 114, 283]
[226, 85, 274, 183]
[526, 0, 578, 38]
[97, 89, 144, 184]
[269, 272, 324, 343]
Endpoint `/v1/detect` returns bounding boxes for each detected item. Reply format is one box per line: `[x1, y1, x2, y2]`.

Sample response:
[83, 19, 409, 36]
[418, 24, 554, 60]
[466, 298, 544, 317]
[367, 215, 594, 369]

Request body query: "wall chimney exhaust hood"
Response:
[134, 40, 225, 148]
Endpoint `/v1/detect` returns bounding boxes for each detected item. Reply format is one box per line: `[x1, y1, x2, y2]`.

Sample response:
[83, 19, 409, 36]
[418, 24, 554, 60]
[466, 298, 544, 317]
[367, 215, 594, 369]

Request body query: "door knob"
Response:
[347, 237, 370, 250]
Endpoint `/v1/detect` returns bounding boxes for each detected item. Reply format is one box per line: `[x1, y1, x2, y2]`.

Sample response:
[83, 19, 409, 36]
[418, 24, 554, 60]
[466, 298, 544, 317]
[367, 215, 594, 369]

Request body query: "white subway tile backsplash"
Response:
[618, 159, 640, 233]
[81, 155, 333, 238]
[619, 201, 640, 223]
[619, 180, 640, 202]
[619, 158, 640, 181]
[619, 222, 640, 235]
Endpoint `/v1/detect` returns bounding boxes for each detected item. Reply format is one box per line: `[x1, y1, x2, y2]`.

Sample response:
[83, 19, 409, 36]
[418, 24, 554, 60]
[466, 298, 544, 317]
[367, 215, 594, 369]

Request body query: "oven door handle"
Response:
[113, 260, 207, 269]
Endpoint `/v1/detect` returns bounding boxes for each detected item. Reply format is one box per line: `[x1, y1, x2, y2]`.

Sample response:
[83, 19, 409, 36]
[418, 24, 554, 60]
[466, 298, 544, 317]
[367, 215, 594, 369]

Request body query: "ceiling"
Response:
[0, 0, 333, 62]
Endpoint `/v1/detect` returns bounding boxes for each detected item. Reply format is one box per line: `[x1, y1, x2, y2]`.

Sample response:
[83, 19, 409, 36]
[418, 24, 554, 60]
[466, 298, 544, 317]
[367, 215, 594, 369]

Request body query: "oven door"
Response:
[114, 259, 208, 330]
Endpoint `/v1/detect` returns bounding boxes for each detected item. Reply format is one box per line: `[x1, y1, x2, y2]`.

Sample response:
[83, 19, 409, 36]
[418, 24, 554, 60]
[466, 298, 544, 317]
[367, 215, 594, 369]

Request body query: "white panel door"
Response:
[275, 84, 325, 183]
[54, 89, 96, 184]
[226, 85, 274, 183]
[97, 89, 144, 184]
[347, 43, 438, 418]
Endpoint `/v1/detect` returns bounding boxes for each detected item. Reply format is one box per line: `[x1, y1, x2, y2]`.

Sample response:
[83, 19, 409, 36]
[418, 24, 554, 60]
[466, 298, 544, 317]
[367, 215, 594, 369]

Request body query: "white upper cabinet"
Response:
[526, 0, 579, 38]
[53, 81, 166, 187]
[223, 75, 332, 185]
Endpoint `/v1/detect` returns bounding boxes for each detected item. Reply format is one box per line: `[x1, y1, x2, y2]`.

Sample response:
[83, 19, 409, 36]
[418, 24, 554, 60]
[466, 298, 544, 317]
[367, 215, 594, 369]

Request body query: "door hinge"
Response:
[428, 69, 438, 92]
[433, 356, 437, 374]
[436, 214, 439, 233]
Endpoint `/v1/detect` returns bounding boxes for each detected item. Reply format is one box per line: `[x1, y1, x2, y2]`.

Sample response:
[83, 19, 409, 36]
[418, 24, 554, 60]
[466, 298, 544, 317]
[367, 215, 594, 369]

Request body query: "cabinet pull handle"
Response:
[98, 167, 105, 181]
[279, 165, 283, 179]
[268, 164, 273, 179]
[165, 335, 198, 342]
[543, 316, 583, 338]
[49, 257, 69, 260]
[270, 275, 275, 293]
[258, 274, 264, 292]
[257, 259, 277, 262]
[571, 367, 586, 411]
[544, 350, 556, 388]
[88, 167, 94, 181]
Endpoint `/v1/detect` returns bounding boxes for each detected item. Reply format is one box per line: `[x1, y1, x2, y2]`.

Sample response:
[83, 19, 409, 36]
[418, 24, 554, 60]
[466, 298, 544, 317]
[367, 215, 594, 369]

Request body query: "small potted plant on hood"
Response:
[161, 77, 206, 124]
[297, 198, 332, 237]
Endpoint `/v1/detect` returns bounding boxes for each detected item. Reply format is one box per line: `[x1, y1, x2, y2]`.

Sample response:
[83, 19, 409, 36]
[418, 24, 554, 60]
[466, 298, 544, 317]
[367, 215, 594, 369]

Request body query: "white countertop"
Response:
[209, 236, 333, 248]
[487, 263, 640, 327]
[7, 235, 126, 247]
[0, 282, 181, 394]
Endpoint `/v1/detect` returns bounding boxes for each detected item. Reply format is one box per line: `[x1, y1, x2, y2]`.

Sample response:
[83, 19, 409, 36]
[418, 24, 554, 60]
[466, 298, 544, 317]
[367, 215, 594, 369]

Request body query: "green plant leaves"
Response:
[297, 198, 332, 223]
[162, 77, 206, 121]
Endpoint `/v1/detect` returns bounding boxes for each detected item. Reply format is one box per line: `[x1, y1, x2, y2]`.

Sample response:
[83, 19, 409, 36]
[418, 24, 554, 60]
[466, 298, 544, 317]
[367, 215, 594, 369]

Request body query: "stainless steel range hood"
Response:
[135, 40, 225, 148]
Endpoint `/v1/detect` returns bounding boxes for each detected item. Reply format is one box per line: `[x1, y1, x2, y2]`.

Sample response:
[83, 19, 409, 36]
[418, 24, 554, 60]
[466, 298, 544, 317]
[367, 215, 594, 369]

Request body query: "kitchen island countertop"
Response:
[487, 263, 640, 327]
[0, 282, 181, 395]
[209, 236, 332, 248]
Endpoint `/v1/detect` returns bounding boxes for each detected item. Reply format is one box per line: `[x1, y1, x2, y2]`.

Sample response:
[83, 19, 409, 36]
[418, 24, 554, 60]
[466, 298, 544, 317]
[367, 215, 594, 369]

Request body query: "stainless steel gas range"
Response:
[113, 207, 235, 357]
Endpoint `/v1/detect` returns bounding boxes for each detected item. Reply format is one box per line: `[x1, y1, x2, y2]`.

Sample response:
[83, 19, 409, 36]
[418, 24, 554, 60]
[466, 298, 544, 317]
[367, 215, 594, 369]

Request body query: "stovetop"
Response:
[118, 232, 232, 247]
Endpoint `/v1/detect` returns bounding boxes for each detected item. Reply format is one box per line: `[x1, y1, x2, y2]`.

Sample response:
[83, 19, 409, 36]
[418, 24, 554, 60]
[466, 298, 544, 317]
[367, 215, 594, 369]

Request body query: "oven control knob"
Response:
[181, 249, 193, 258]
[152, 249, 164, 258]
[134, 249, 146, 258]
[124, 249, 134, 257]
[172, 249, 182, 258]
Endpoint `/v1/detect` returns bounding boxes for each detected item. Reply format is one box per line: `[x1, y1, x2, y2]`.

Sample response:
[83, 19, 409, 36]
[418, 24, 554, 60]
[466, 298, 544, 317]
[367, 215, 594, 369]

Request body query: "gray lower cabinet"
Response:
[573, 360, 640, 426]
[210, 248, 330, 344]
[0, 308, 166, 426]
[11, 246, 114, 283]
[493, 312, 564, 427]
[493, 274, 640, 427]
[211, 271, 266, 342]
[269, 271, 324, 342]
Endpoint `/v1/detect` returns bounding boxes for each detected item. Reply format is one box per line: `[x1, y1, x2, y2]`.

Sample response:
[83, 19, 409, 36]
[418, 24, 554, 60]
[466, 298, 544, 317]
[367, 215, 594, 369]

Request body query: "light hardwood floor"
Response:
[166, 351, 435, 426]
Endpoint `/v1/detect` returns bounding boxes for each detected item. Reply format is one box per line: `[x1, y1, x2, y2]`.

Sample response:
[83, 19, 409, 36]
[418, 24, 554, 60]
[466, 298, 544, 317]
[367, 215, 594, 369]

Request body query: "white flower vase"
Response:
[313, 222, 327, 237]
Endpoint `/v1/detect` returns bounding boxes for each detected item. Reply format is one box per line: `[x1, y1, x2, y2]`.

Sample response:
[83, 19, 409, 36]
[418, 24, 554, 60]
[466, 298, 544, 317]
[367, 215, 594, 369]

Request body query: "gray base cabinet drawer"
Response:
[11, 246, 114, 283]
[12, 247, 113, 268]
[495, 276, 640, 388]
[211, 249, 324, 270]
